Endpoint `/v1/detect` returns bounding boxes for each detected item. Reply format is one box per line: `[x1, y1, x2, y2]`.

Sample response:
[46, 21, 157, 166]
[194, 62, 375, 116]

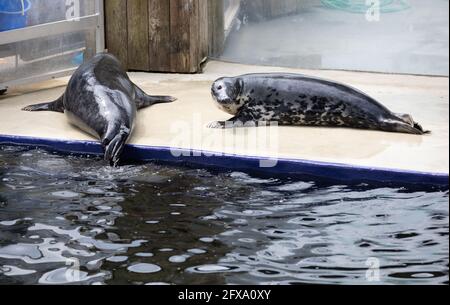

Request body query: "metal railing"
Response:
[0, 0, 105, 93]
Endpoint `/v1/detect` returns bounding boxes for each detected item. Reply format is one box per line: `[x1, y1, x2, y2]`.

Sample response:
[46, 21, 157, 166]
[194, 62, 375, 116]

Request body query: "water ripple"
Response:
[0, 146, 448, 285]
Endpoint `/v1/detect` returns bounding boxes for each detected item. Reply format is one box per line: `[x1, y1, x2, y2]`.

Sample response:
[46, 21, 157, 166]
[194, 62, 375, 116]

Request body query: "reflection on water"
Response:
[0, 145, 448, 285]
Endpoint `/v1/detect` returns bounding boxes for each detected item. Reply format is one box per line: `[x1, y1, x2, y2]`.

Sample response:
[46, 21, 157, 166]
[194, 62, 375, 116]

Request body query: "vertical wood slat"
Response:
[198, 0, 209, 65]
[127, 0, 150, 71]
[189, 0, 200, 72]
[169, 0, 193, 72]
[104, 0, 128, 69]
[148, 0, 171, 71]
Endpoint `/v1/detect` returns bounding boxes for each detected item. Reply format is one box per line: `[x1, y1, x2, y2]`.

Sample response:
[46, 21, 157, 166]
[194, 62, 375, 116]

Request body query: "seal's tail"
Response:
[103, 126, 130, 167]
[413, 122, 431, 135]
[392, 122, 428, 135]
[134, 84, 177, 109]
[146, 95, 177, 106]
[135, 95, 177, 109]
[22, 95, 64, 113]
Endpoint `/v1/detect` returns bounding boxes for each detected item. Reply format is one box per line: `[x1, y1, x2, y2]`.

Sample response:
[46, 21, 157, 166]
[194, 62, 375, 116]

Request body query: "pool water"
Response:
[0, 145, 448, 285]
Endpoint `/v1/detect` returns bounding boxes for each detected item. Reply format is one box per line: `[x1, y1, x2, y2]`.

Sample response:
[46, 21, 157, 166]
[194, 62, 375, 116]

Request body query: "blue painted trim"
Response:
[0, 134, 448, 187]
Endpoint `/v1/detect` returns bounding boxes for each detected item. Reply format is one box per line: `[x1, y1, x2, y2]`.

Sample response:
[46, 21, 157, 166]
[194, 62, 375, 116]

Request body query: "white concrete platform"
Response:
[0, 60, 448, 178]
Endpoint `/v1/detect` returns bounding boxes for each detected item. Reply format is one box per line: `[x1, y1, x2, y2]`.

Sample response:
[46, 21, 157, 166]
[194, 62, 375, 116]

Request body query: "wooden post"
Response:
[148, 0, 171, 71]
[199, 0, 209, 63]
[105, 0, 212, 73]
[169, 0, 195, 72]
[127, 0, 150, 70]
[104, 0, 128, 69]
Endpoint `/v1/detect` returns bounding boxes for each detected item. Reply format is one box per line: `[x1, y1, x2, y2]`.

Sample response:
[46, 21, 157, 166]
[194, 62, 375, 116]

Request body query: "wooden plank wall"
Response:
[105, 0, 216, 73]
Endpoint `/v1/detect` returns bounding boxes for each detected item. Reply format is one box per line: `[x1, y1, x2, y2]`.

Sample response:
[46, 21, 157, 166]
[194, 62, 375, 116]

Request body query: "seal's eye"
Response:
[217, 85, 223, 90]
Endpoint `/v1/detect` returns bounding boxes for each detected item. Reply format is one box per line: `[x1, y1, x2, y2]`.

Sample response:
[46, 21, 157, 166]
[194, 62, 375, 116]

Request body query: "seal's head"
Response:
[211, 77, 245, 115]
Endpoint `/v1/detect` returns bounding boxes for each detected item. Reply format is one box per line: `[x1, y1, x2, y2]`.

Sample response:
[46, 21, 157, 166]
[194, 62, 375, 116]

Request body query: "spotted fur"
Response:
[209, 73, 429, 135]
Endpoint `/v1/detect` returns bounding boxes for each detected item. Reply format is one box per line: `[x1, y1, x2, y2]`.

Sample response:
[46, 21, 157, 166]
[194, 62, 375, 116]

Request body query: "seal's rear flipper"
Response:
[413, 122, 431, 134]
[393, 122, 425, 135]
[22, 96, 64, 113]
[134, 84, 177, 109]
[103, 126, 130, 167]
[394, 113, 431, 135]
[382, 118, 430, 135]
[136, 95, 177, 109]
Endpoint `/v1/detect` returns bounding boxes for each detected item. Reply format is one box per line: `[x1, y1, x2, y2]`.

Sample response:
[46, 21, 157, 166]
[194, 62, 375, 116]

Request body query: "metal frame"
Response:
[0, 0, 105, 91]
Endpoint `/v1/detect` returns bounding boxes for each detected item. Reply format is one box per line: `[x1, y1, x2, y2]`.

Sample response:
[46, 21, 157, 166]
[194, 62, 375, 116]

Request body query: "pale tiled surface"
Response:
[0, 61, 448, 174]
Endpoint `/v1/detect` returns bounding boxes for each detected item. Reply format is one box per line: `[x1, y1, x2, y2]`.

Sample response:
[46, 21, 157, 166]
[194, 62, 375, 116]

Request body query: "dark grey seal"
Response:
[209, 73, 428, 135]
[23, 53, 176, 166]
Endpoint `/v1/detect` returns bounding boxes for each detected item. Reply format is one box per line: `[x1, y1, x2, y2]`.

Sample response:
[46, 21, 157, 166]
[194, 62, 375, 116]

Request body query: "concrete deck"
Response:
[0, 60, 448, 176]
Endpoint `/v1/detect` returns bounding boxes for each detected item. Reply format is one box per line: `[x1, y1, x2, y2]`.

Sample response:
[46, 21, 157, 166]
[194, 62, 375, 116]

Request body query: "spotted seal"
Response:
[22, 53, 176, 166]
[208, 73, 428, 135]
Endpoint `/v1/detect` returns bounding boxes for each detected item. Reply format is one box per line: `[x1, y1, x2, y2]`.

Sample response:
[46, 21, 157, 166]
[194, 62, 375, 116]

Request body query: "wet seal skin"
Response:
[23, 53, 176, 166]
[209, 73, 429, 135]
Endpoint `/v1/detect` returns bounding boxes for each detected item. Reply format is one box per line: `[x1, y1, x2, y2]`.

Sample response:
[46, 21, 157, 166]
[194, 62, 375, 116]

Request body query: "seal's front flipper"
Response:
[207, 118, 262, 129]
[22, 96, 64, 113]
[207, 121, 228, 129]
[102, 126, 130, 167]
[134, 85, 176, 109]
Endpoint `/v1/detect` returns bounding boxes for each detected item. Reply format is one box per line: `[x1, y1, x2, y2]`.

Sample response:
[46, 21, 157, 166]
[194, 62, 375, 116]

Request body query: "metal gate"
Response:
[0, 0, 105, 93]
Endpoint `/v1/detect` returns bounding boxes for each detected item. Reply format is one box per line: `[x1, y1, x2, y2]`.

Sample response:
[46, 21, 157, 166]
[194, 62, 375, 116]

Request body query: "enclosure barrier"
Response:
[0, 134, 447, 188]
[0, 0, 104, 92]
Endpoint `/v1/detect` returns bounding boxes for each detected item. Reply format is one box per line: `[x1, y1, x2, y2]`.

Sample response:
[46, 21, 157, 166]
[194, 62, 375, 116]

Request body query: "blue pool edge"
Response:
[0, 134, 448, 187]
